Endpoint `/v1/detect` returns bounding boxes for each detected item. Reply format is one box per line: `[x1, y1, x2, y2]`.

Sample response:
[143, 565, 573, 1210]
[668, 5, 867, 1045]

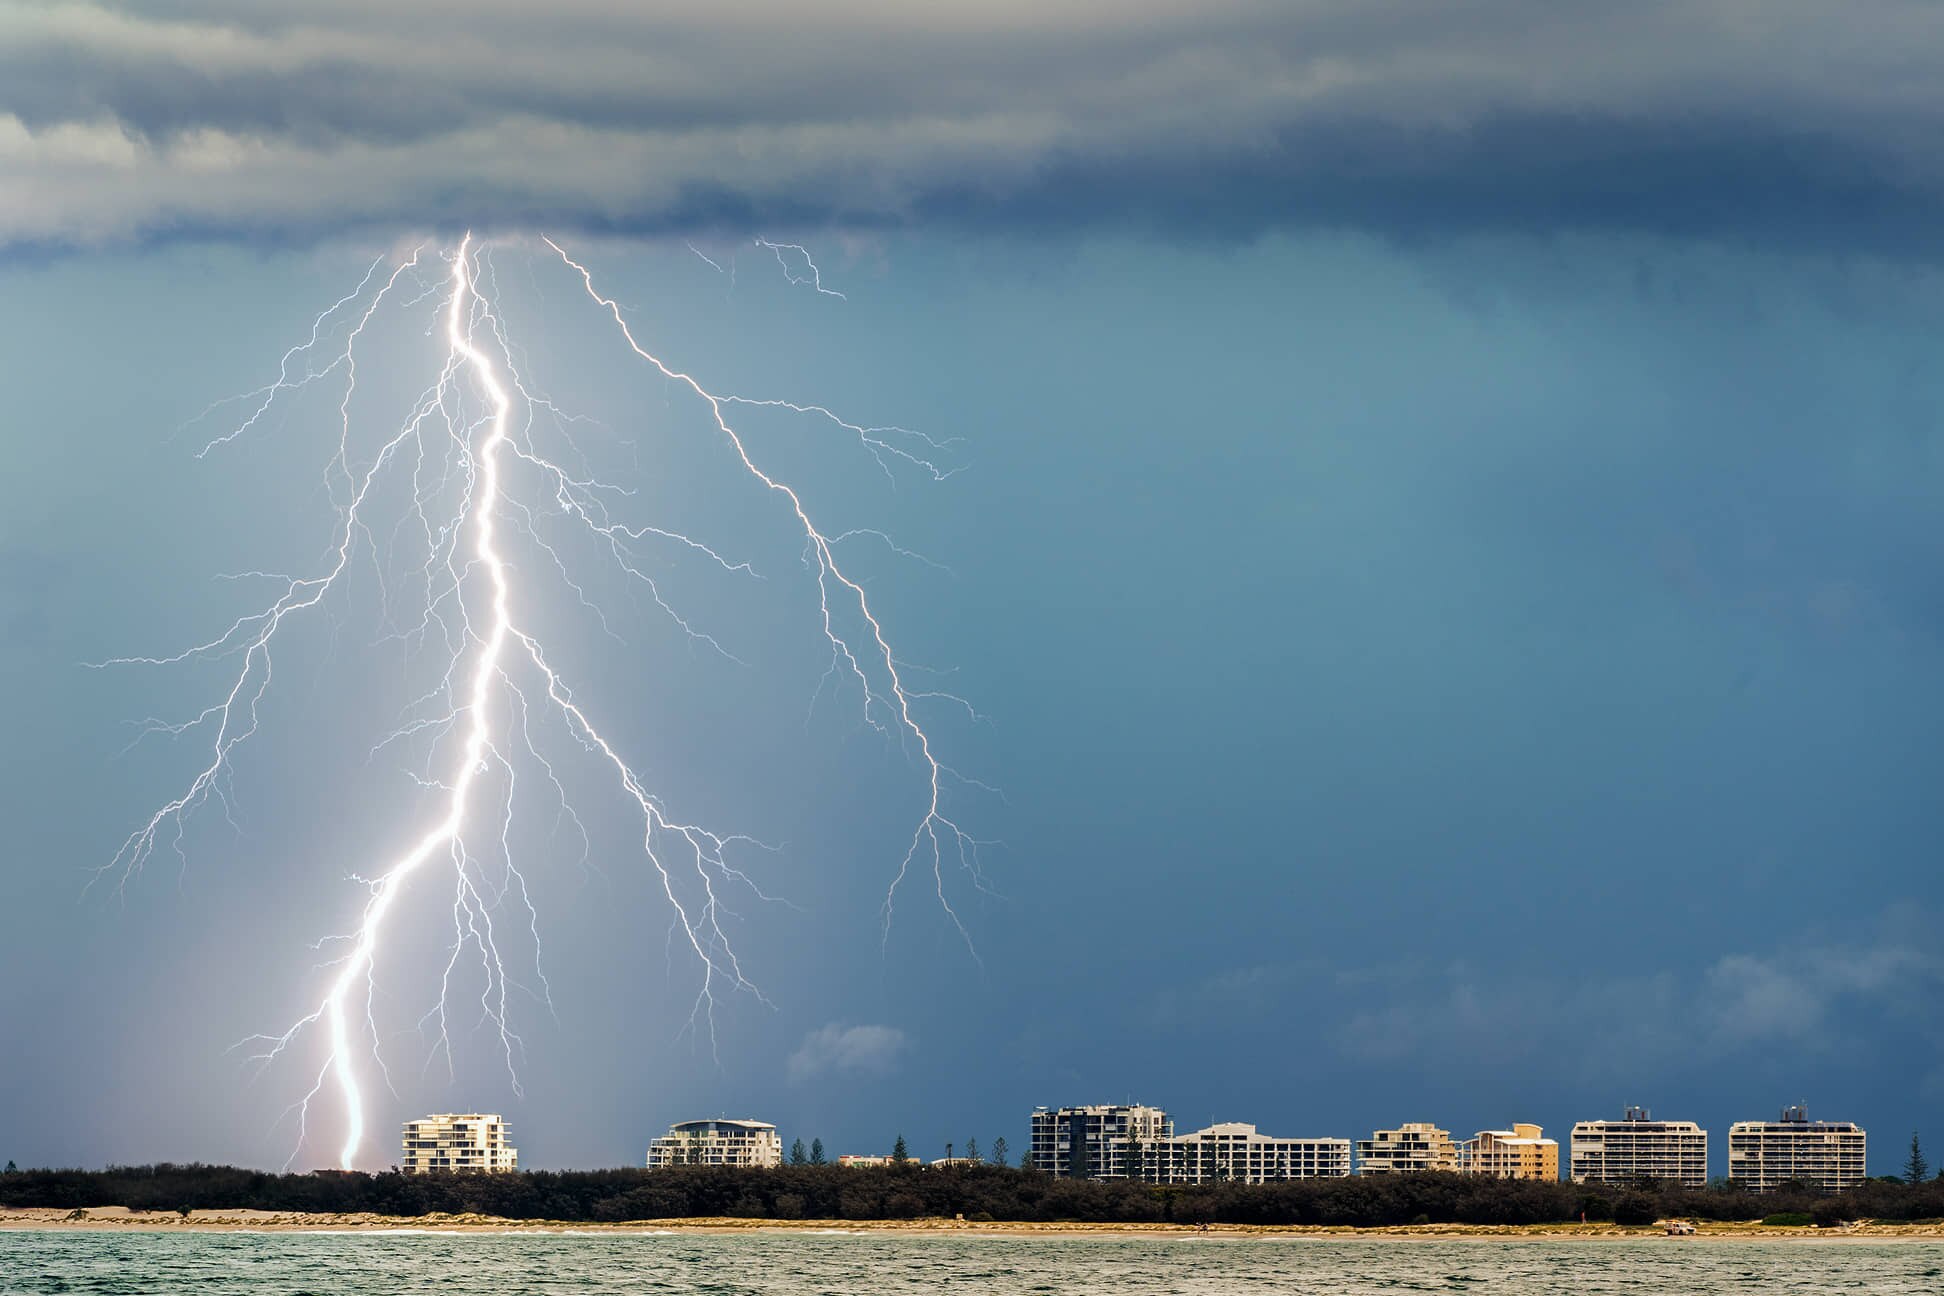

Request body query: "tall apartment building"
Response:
[1459, 1123, 1559, 1180]
[1570, 1107, 1708, 1187]
[400, 1113, 518, 1173]
[646, 1118, 784, 1169]
[1029, 1105, 1172, 1178]
[1136, 1122, 1351, 1184]
[1355, 1123, 1459, 1175]
[1728, 1106, 1866, 1194]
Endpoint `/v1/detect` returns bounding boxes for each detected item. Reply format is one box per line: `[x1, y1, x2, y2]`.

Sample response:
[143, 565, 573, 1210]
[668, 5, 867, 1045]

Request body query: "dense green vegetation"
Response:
[4, 1163, 1944, 1226]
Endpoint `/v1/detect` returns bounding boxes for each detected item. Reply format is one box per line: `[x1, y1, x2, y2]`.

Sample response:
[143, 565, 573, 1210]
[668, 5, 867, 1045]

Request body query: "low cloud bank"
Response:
[6, 2, 1944, 251]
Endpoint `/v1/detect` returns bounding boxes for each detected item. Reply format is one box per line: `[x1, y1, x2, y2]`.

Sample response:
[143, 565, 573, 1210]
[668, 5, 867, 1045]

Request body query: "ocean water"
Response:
[1, 1230, 1941, 1295]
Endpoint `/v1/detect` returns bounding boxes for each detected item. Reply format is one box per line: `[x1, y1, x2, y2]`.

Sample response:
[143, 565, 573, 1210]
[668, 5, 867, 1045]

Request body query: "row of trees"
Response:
[5, 1162, 1944, 1226]
[785, 1136, 1013, 1166]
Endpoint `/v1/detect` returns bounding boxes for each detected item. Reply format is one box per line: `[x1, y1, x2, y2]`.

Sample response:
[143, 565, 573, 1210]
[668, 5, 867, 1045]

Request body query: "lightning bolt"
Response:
[101, 234, 984, 1170]
[753, 238, 846, 299]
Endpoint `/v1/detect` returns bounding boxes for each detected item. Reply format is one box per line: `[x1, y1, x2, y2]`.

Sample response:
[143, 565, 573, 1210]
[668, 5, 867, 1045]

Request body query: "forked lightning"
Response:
[100, 235, 981, 1169]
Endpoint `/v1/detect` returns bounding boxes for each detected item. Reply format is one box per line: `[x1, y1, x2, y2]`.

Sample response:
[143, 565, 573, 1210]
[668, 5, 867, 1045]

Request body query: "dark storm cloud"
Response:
[912, 114, 1942, 254]
[5, 1, 1944, 249]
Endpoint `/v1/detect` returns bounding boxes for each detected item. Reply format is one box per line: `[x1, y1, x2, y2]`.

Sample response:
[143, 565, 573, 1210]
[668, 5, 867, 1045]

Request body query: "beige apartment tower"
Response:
[646, 1118, 784, 1168]
[1570, 1107, 1708, 1187]
[1459, 1124, 1559, 1180]
[1728, 1106, 1866, 1193]
[1355, 1123, 1459, 1175]
[400, 1113, 518, 1173]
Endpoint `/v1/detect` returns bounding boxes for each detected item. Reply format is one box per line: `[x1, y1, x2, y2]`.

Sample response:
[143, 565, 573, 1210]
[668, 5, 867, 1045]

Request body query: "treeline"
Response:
[4, 1164, 1943, 1227]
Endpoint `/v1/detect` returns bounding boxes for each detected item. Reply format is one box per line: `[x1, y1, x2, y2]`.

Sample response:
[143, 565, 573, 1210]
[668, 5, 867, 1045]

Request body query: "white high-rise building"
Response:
[400, 1113, 518, 1173]
[1570, 1107, 1708, 1187]
[646, 1118, 784, 1168]
[1728, 1106, 1866, 1194]
[1136, 1122, 1351, 1183]
[1029, 1105, 1173, 1178]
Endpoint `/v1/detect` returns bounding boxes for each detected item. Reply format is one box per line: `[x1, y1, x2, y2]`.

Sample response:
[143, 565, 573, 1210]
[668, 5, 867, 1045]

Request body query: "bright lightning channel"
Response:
[100, 234, 984, 1170]
[753, 238, 846, 299]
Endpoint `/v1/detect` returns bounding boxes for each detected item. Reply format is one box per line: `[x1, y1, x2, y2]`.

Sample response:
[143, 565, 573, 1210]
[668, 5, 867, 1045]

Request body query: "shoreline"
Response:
[4, 1208, 1942, 1240]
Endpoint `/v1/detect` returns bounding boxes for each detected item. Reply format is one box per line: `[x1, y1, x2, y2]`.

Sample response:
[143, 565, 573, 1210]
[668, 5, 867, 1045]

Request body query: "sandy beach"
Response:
[3, 1207, 1939, 1240]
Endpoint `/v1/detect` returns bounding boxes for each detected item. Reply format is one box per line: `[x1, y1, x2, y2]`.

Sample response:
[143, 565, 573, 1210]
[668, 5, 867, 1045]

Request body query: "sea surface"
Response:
[1, 1230, 1941, 1295]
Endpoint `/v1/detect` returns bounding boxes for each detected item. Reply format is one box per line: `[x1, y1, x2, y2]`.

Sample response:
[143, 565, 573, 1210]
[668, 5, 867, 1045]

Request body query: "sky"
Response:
[1, 2, 1942, 1179]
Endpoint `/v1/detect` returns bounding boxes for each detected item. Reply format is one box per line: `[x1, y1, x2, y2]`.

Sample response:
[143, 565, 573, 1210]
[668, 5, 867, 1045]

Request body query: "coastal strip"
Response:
[3, 1208, 1941, 1240]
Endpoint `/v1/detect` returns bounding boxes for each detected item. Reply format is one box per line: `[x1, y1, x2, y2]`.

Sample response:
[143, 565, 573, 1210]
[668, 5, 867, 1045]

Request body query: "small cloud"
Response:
[1703, 954, 1812, 1043]
[1703, 946, 1937, 1047]
[787, 1023, 908, 1082]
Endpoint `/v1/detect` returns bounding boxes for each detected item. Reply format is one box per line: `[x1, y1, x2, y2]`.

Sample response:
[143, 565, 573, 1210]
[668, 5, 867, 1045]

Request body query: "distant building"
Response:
[1355, 1123, 1459, 1175]
[1459, 1124, 1559, 1180]
[646, 1119, 783, 1169]
[400, 1113, 517, 1173]
[1570, 1107, 1708, 1188]
[837, 1154, 891, 1168]
[1029, 1104, 1172, 1178]
[1728, 1106, 1866, 1194]
[1137, 1122, 1351, 1184]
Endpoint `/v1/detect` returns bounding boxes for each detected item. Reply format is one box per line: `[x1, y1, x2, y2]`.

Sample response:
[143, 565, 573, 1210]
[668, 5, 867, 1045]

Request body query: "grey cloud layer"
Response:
[6, 1, 1944, 248]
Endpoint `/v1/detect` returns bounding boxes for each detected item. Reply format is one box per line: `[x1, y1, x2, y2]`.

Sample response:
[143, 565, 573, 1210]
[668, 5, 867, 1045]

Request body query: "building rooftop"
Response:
[1733, 1106, 1861, 1130]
